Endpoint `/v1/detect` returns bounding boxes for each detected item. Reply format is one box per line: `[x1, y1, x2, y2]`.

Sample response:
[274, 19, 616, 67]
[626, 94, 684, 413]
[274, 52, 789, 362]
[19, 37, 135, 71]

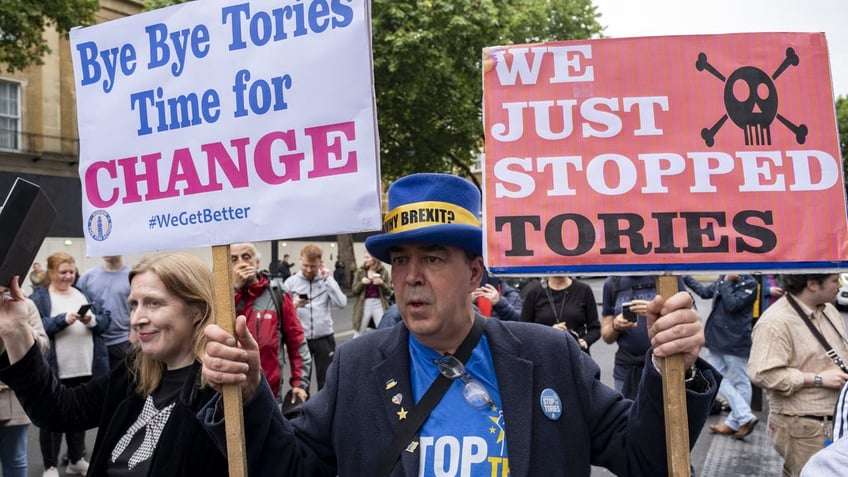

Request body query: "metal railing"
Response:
[0, 127, 80, 163]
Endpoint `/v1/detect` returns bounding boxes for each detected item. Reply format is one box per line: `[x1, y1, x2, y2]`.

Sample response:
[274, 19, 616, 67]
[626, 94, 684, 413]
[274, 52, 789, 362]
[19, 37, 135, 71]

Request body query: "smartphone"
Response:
[298, 293, 310, 301]
[77, 303, 93, 316]
[621, 301, 638, 322]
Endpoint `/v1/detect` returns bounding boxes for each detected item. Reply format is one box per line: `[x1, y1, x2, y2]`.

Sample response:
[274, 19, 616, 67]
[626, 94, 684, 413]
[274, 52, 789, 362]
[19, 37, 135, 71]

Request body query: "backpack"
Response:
[268, 276, 291, 337]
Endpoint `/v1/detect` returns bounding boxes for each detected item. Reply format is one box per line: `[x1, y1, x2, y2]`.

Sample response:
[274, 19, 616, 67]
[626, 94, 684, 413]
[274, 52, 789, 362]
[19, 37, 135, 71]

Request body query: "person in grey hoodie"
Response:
[284, 244, 347, 390]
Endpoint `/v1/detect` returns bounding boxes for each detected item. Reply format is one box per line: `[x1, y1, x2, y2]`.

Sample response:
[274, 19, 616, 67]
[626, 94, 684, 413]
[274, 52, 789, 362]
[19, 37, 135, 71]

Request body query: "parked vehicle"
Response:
[836, 273, 848, 310]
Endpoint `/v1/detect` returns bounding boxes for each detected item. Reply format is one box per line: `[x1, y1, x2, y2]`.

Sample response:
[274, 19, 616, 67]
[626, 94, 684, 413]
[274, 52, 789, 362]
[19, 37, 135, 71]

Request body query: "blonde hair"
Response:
[44, 252, 75, 287]
[128, 252, 214, 395]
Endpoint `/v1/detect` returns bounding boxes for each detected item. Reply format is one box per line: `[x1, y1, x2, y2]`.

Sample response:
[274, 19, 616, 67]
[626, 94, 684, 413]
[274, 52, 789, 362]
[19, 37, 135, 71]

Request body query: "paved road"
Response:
[25, 277, 842, 476]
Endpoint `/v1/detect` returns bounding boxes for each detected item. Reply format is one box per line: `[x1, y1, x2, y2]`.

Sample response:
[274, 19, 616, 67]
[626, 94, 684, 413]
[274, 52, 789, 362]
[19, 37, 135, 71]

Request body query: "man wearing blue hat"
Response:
[200, 173, 719, 476]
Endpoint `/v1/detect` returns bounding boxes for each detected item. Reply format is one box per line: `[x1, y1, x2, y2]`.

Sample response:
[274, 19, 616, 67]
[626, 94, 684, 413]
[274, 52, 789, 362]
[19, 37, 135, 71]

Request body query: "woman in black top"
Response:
[0, 252, 228, 477]
[520, 276, 601, 353]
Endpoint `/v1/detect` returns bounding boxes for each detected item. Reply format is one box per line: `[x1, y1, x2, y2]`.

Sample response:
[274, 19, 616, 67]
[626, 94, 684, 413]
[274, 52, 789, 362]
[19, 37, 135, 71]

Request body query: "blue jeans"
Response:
[0, 424, 29, 477]
[704, 348, 755, 430]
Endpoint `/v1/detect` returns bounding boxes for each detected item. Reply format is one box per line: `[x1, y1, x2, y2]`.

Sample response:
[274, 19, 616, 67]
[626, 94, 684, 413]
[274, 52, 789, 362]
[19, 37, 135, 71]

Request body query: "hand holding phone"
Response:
[77, 304, 92, 316]
[621, 301, 638, 322]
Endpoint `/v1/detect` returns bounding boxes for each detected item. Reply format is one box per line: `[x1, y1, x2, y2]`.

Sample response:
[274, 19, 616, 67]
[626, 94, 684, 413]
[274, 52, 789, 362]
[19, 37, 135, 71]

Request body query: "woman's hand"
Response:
[0, 276, 36, 362]
[78, 312, 92, 325]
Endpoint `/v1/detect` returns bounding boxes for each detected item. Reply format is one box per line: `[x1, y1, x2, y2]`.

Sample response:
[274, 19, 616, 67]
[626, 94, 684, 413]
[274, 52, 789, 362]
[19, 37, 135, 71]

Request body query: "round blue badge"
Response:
[539, 388, 562, 421]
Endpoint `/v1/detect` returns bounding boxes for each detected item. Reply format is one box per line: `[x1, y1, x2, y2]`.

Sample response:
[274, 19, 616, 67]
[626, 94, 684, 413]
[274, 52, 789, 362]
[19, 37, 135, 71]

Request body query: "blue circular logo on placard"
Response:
[87, 210, 112, 242]
[539, 388, 562, 421]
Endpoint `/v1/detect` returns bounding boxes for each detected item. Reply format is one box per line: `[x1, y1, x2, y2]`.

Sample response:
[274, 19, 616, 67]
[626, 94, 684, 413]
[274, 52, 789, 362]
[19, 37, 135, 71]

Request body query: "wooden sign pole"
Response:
[211, 245, 247, 477]
[656, 275, 690, 477]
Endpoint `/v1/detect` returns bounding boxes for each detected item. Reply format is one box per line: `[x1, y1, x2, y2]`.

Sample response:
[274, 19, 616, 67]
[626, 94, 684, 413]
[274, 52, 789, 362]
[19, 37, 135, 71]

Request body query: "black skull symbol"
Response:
[724, 67, 777, 145]
[697, 47, 807, 147]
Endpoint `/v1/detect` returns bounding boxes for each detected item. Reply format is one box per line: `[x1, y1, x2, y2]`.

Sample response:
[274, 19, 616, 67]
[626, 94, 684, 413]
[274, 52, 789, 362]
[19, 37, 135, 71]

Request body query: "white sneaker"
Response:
[66, 458, 90, 475]
[42, 467, 59, 477]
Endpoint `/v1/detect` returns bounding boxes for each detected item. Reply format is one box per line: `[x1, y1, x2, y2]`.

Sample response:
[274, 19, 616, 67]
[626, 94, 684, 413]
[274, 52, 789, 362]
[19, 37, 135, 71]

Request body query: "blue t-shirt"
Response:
[409, 333, 509, 476]
[76, 264, 131, 346]
[601, 276, 685, 381]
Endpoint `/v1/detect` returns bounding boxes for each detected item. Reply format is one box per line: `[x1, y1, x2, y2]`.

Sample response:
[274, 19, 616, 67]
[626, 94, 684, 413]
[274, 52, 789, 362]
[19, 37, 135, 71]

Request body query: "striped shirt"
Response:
[749, 295, 848, 416]
[835, 382, 848, 441]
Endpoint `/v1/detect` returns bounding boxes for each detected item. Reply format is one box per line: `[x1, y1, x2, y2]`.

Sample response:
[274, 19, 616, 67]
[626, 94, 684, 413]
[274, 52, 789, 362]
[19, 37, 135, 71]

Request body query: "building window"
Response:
[0, 80, 20, 150]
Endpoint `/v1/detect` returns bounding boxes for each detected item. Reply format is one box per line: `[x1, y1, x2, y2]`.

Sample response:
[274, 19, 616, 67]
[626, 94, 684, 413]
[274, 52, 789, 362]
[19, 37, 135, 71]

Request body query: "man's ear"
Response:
[807, 279, 818, 292]
[469, 256, 485, 288]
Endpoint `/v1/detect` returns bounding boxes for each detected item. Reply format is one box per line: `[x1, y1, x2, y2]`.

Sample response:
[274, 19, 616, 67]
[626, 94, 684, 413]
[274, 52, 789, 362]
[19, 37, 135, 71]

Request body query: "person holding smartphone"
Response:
[351, 252, 391, 337]
[284, 244, 347, 391]
[600, 275, 686, 399]
[28, 252, 112, 477]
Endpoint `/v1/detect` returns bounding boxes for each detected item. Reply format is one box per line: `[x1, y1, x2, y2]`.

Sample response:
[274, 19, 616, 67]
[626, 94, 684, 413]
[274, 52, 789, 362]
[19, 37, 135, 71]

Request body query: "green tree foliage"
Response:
[144, 0, 193, 10]
[0, 0, 99, 72]
[837, 96, 848, 193]
[144, 0, 601, 183]
[373, 0, 601, 183]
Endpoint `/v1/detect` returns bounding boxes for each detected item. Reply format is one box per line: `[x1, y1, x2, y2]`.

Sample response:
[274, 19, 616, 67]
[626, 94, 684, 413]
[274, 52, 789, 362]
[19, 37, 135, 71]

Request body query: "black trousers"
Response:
[39, 376, 90, 467]
[307, 335, 336, 391]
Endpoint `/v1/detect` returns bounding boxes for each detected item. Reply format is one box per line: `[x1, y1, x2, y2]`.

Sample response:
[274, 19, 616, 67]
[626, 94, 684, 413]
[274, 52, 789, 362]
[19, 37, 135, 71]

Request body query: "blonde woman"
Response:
[0, 252, 227, 476]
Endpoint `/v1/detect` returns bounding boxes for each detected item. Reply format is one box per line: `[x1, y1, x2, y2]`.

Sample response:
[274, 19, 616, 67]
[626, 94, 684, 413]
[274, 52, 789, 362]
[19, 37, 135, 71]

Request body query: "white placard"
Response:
[71, 0, 381, 256]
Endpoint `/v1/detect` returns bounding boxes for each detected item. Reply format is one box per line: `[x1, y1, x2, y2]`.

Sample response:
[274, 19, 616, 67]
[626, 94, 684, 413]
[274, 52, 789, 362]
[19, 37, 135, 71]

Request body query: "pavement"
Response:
[26, 277, 797, 476]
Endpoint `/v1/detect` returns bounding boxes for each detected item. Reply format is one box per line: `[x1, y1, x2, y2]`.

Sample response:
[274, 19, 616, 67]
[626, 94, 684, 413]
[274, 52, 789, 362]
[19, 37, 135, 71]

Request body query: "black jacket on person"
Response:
[0, 344, 228, 476]
[30, 285, 112, 378]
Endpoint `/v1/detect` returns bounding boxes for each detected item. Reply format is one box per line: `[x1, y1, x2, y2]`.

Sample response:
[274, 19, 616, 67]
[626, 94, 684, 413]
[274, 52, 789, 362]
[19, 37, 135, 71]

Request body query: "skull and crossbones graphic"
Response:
[696, 47, 808, 147]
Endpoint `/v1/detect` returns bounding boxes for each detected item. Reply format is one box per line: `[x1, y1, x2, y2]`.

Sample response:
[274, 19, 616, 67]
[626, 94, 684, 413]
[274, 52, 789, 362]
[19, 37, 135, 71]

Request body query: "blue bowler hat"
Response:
[365, 173, 482, 263]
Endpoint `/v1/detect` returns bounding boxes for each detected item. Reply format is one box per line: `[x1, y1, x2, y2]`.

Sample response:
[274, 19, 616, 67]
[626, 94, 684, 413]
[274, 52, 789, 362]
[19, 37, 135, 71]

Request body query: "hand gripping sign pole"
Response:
[211, 245, 247, 477]
[656, 275, 689, 477]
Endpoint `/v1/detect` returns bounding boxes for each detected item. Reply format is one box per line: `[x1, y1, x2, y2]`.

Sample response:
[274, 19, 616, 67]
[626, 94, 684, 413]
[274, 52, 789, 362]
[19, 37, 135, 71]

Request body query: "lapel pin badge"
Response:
[385, 379, 398, 390]
[540, 388, 562, 421]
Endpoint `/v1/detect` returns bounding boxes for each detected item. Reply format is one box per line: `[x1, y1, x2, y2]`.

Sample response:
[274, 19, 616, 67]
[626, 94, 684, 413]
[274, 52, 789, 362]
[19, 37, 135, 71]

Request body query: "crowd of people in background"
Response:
[12, 247, 843, 476]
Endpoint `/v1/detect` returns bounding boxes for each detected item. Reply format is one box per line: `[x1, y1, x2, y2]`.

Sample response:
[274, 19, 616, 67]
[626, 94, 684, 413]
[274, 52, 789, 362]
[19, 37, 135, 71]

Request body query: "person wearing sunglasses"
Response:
[200, 173, 720, 476]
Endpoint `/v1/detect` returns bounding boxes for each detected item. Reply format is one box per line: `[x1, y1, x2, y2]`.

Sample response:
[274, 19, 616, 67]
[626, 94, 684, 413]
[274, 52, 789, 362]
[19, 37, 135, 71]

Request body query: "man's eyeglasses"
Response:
[436, 354, 494, 409]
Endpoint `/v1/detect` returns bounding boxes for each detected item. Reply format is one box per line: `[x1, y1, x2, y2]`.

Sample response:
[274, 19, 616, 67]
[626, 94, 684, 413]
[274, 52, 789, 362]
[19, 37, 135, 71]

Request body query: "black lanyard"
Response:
[377, 315, 486, 477]
[543, 282, 568, 324]
[785, 294, 848, 374]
